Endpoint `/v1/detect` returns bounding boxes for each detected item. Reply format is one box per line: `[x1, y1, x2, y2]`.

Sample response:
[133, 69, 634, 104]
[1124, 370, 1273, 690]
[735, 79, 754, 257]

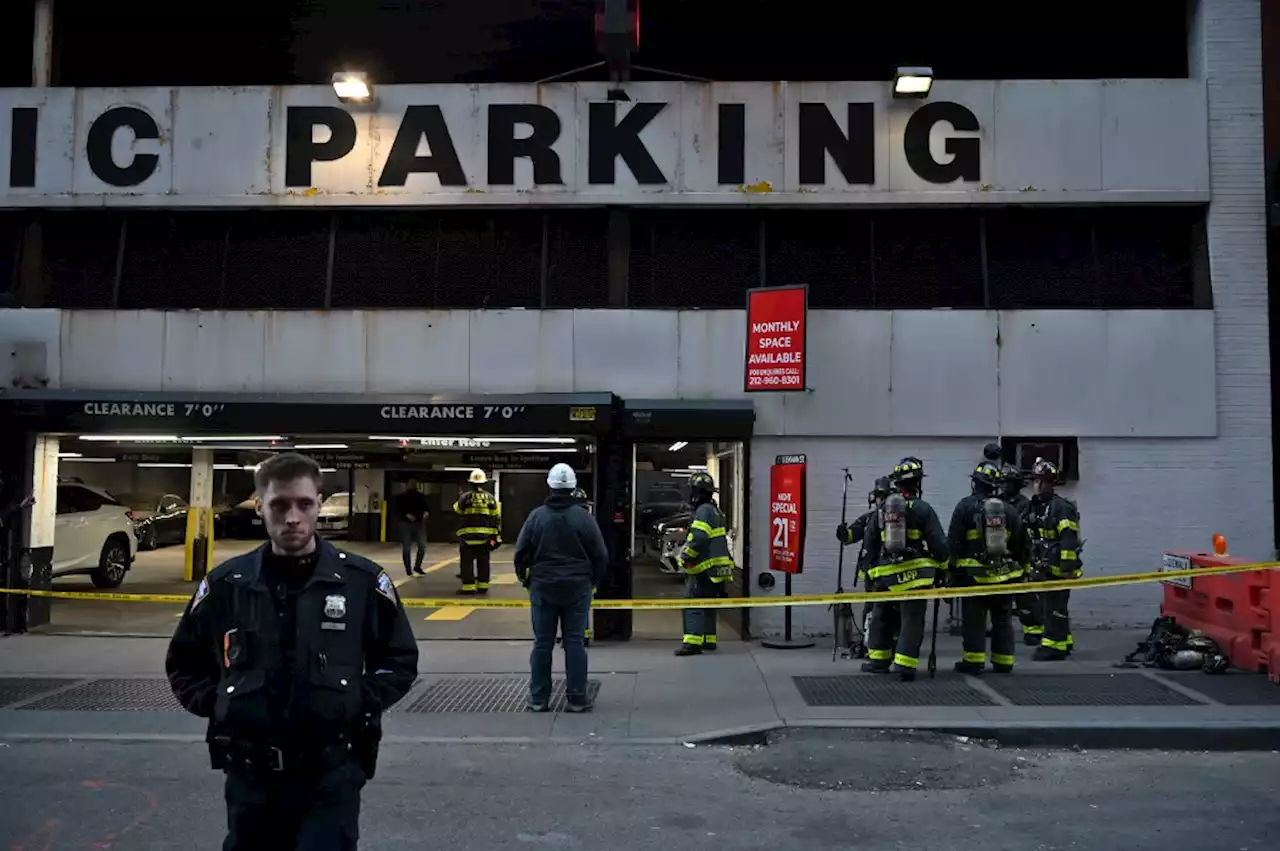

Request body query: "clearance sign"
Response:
[769, 454, 807, 574]
[744, 285, 807, 392]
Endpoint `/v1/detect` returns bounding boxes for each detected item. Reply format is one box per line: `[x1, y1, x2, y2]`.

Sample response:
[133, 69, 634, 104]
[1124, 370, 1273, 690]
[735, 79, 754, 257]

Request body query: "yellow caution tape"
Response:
[0, 560, 1274, 610]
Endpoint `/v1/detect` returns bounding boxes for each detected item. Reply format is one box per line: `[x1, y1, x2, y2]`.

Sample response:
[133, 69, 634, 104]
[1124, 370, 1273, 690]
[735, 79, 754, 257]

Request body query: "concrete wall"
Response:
[0, 307, 1218, 440]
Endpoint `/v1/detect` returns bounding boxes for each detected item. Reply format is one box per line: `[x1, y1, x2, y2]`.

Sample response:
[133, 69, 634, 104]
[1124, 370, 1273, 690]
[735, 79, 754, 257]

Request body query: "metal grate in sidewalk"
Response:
[400, 676, 601, 713]
[985, 673, 1202, 707]
[792, 675, 996, 707]
[0, 678, 81, 709]
[18, 678, 183, 711]
[1153, 672, 1280, 706]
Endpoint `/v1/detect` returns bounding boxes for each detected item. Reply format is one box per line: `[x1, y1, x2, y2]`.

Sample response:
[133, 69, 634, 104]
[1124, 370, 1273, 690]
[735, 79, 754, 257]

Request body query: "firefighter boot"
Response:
[953, 661, 985, 676]
[1033, 646, 1069, 661]
[860, 660, 891, 675]
[897, 666, 917, 682]
[674, 643, 702, 657]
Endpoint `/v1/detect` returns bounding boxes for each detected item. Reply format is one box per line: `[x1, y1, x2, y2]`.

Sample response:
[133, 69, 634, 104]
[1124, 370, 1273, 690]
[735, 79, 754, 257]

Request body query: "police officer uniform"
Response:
[1020, 458, 1082, 661]
[947, 463, 1029, 675]
[860, 459, 949, 681]
[453, 469, 502, 595]
[166, 537, 418, 851]
[675, 472, 735, 656]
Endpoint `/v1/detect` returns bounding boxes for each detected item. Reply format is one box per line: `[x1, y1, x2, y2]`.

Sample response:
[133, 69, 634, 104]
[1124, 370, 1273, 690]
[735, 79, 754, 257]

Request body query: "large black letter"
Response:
[717, 103, 745, 185]
[487, 104, 562, 185]
[903, 101, 981, 184]
[284, 106, 357, 187]
[587, 102, 666, 185]
[9, 107, 37, 188]
[798, 103, 874, 185]
[378, 106, 467, 187]
[86, 106, 160, 187]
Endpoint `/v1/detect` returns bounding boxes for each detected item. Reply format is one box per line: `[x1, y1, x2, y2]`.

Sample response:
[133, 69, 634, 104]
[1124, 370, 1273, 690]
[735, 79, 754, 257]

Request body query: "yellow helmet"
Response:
[468, 469, 488, 484]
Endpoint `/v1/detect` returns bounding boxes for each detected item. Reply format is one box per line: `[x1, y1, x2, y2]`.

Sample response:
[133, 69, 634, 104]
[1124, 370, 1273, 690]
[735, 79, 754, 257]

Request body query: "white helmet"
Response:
[547, 463, 577, 490]
[468, 469, 488, 484]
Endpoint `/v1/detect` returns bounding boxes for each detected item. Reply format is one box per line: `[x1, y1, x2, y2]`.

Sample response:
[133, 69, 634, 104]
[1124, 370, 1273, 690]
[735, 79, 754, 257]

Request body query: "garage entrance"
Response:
[2, 392, 613, 640]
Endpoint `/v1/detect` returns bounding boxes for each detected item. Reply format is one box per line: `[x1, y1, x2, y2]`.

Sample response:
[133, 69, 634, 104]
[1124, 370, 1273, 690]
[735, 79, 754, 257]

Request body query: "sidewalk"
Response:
[0, 630, 1277, 746]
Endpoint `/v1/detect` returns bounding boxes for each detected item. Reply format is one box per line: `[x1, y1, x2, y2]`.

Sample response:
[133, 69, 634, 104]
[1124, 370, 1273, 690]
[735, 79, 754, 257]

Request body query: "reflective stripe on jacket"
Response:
[453, 489, 502, 545]
[679, 502, 735, 581]
[863, 497, 949, 593]
[946, 493, 1029, 585]
[1028, 494, 1082, 579]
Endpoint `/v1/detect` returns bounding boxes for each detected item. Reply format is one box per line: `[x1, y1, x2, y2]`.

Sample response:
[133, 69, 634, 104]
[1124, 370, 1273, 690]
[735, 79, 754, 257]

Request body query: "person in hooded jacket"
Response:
[514, 463, 609, 713]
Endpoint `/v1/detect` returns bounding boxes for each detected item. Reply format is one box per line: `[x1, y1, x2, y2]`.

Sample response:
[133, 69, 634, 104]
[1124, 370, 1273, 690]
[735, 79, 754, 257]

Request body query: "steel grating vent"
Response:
[792, 675, 996, 707]
[19, 678, 183, 712]
[986, 674, 1202, 707]
[0, 678, 81, 709]
[1153, 672, 1280, 706]
[400, 677, 602, 713]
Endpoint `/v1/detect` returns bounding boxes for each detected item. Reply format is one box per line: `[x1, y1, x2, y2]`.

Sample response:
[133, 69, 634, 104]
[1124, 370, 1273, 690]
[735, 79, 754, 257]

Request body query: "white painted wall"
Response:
[0, 307, 1217, 439]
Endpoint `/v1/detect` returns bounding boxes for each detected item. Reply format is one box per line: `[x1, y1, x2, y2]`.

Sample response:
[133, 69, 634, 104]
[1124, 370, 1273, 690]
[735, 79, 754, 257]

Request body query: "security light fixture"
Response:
[294, 443, 349, 450]
[332, 71, 374, 104]
[893, 66, 934, 99]
[79, 435, 179, 442]
[668, 441, 688, 452]
[183, 436, 284, 442]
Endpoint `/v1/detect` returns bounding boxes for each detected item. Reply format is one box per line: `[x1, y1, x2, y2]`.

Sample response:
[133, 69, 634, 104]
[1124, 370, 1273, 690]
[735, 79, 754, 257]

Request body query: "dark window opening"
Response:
[1094, 208, 1197, 308]
[331, 212, 440, 309]
[435, 212, 542, 309]
[223, 212, 330, 310]
[0, 212, 24, 302]
[766, 212, 871, 308]
[118, 213, 227, 310]
[986, 210, 1098, 308]
[41, 212, 122, 309]
[873, 212, 983, 308]
[629, 211, 759, 308]
[0, 0, 34, 86]
[1000, 437, 1080, 483]
[546, 211, 609, 308]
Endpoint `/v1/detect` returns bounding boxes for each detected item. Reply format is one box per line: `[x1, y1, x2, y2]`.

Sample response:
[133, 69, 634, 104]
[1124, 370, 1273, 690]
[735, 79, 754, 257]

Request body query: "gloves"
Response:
[489, 538, 502, 551]
[836, 522, 849, 543]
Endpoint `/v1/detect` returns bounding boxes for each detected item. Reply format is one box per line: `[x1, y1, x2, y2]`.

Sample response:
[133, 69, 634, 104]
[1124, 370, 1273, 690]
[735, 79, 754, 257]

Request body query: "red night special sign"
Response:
[744, 285, 807, 392]
[768, 454, 807, 574]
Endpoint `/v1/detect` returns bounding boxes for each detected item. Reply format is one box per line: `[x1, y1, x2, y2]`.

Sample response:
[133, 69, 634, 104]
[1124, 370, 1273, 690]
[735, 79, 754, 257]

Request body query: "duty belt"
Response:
[217, 735, 352, 775]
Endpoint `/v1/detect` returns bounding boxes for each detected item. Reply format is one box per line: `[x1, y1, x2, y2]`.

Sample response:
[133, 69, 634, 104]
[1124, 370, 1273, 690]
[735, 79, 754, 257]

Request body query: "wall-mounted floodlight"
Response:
[332, 71, 374, 104]
[893, 66, 934, 99]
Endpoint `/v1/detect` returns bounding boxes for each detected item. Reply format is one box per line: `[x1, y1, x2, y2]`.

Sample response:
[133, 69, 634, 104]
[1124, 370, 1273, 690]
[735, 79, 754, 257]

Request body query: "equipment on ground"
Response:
[1116, 616, 1230, 673]
[832, 468, 861, 661]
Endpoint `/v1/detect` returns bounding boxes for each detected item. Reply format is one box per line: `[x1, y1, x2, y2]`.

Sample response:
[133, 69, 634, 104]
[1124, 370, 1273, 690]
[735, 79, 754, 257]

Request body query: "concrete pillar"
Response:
[184, 448, 214, 581]
[32, 0, 54, 87]
[14, 435, 58, 630]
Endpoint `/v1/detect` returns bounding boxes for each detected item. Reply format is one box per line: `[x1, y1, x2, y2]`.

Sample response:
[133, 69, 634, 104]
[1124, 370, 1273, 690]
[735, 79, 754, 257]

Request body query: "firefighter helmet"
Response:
[547, 463, 577, 490]
[1029, 458, 1061, 483]
[468, 469, 488, 484]
[570, 487, 588, 502]
[971, 462, 1002, 494]
[982, 442, 1003, 462]
[688, 471, 717, 497]
[890, 457, 925, 488]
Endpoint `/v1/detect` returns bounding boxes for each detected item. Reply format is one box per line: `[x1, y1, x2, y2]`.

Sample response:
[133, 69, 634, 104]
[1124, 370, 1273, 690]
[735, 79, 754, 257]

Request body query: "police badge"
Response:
[324, 594, 347, 619]
[376, 570, 398, 603]
[190, 578, 210, 611]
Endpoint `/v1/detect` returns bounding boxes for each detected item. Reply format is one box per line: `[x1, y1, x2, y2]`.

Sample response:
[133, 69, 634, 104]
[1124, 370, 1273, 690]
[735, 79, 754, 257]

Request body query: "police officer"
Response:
[946, 462, 1029, 675]
[166, 452, 418, 851]
[453, 469, 502, 595]
[1021, 458, 1082, 660]
[836, 476, 893, 657]
[675, 471, 735, 656]
[859, 458, 949, 681]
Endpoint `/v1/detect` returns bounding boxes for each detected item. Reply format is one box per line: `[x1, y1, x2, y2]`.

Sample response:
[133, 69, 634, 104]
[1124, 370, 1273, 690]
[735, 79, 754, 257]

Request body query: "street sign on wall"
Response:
[768, 454, 807, 574]
[0, 80, 1209, 207]
[745, 286, 807, 393]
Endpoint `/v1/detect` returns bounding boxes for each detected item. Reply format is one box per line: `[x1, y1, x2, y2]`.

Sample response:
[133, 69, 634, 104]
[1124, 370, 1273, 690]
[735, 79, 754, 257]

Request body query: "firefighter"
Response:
[859, 458, 949, 681]
[674, 471, 735, 656]
[1000, 463, 1031, 520]
[836, 476, 894, 656]
[452, 469, 502, 595]
[947, 462, 1029, 675]
[1020, 458, 1082, 661]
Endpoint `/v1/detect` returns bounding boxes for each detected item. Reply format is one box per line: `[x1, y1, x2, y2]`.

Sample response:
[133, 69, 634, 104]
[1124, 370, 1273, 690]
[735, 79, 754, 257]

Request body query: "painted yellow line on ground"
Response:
[425, 606, 477, 621]
[393, 555, 459, 588]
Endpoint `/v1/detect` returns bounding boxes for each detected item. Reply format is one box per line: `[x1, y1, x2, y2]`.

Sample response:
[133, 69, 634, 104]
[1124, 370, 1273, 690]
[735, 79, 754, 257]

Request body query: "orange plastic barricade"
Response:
[1161, 550, 1273, 673]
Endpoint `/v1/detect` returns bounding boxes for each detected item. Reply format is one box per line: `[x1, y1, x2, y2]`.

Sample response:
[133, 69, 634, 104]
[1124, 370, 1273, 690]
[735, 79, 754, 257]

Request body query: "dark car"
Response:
[124, 493, 190, 550]
[214, 496, 267, 540]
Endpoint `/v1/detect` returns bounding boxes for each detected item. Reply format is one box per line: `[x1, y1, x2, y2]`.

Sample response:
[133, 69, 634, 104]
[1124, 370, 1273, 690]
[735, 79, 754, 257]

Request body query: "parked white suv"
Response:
[54, 481, 137, 588]
[316, 492, 351, 537]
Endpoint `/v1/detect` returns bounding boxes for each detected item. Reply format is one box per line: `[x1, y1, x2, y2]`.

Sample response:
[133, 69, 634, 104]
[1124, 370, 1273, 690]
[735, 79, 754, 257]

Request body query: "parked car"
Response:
[214, 496, 265, 539]
[123, 492, 190, 550]
[316, 492, 352, 537]
[53, 481, 137, 588]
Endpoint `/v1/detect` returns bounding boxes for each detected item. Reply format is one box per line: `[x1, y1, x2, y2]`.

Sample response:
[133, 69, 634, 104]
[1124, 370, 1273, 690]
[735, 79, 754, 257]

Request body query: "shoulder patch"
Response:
[376, 570, 398, 603]
[190, 577, 211, 611]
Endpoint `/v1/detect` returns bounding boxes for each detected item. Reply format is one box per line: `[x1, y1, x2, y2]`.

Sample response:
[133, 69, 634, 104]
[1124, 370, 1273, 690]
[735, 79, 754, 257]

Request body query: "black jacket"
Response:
[514, 492, 610, 587]
[394, 489, 429, 522]
[165, 538, 418, 748]
[946, 493, 1030, 584]
[861, 497, 949, 592]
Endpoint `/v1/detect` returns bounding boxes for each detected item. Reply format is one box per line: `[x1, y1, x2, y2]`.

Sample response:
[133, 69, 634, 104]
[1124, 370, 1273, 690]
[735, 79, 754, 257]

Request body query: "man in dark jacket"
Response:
[166, 452, 418, 851]
[514, 463, 609, 712]
[394, 479, 429, 577]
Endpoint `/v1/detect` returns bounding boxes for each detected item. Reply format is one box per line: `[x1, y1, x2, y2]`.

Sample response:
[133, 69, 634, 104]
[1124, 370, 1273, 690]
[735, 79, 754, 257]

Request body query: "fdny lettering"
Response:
[380, 405, 475, 420]
[84, 401, 176, 416]
[6, 100, 982, 190]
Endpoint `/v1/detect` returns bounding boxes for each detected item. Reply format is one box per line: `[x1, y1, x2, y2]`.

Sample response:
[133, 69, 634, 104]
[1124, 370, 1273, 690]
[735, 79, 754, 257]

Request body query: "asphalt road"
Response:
[0, 731, 1277, 851]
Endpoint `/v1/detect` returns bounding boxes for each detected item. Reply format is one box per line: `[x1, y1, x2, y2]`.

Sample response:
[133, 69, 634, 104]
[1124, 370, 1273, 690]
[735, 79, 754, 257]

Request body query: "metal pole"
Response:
[32, 0, 54, 87]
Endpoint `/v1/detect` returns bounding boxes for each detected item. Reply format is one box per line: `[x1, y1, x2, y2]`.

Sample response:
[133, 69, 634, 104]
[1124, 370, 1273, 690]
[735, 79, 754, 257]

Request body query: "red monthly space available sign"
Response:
[768, 454, 807, 574]
[745, 285, 807, 392]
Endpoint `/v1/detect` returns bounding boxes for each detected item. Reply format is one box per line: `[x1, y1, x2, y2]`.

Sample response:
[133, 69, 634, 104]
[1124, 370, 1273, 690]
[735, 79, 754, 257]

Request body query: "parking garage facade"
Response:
[0, 0, 1272, 639]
